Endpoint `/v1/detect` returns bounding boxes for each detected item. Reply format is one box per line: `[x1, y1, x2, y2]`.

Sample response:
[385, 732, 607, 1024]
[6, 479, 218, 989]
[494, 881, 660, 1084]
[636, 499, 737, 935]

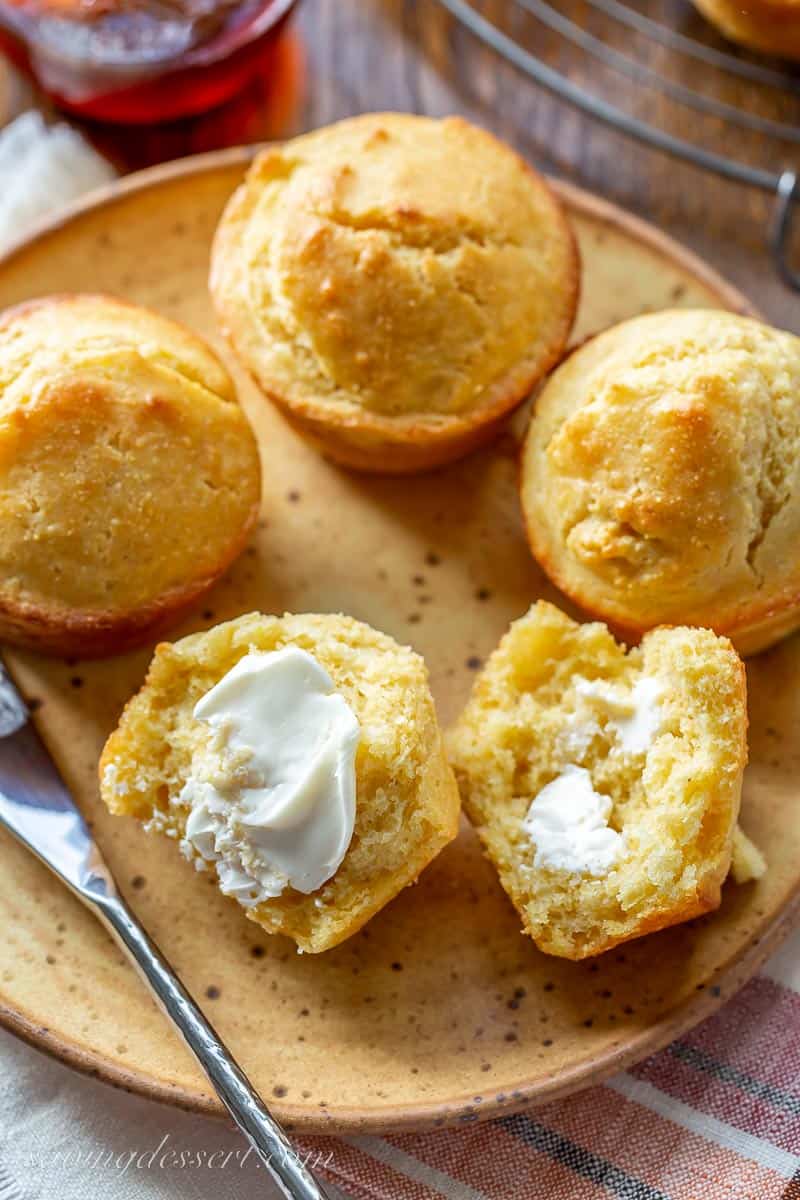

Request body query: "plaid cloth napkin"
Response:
[2, 923, 799, 1200]
[304, 925, 800, 1200]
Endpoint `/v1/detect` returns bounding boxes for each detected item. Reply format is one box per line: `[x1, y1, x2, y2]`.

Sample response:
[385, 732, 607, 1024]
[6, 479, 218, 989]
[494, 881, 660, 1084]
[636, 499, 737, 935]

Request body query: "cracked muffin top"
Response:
[0, 294, 261, 657]
[520, 309, 800, 656]
[210, 113, 578, 473]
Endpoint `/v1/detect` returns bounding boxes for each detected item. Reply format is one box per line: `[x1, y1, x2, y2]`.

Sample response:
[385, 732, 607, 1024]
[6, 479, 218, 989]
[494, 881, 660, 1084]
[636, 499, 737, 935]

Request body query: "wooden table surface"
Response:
[2, 0, 799, 328]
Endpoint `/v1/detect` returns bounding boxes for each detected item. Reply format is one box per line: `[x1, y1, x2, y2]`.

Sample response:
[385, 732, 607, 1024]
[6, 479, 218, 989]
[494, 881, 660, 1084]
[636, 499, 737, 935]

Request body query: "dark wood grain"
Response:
[2, 0, 799, 326]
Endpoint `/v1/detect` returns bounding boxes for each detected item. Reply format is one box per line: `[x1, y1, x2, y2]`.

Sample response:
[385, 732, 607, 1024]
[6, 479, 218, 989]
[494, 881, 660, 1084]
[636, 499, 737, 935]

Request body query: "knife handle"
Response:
[93, 891, 334, 1200]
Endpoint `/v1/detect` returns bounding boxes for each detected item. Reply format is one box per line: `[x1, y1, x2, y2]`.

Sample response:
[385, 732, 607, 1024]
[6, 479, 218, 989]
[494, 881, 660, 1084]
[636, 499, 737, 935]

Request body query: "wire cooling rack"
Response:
[436, 0, 800, 291]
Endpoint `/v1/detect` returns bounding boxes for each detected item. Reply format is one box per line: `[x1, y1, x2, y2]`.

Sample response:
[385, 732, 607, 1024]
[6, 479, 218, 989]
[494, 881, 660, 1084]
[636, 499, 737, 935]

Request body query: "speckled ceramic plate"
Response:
[0, 149, 796, 1135]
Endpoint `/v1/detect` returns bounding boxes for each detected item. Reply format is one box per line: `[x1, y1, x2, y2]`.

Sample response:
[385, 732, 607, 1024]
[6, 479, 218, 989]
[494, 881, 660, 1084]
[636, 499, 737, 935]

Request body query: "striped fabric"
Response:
[305, 926, 800, 1200]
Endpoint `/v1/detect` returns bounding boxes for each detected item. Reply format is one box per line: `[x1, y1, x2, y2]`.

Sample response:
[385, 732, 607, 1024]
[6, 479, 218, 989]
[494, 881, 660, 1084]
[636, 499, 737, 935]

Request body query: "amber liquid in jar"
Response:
[0, 0, 297, 121]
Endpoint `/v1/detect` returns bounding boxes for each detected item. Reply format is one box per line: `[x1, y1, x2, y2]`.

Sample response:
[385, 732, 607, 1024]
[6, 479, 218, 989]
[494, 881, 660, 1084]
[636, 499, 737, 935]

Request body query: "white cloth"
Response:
[0, 111, 115, 255]
[0, 1027, 350, 1199]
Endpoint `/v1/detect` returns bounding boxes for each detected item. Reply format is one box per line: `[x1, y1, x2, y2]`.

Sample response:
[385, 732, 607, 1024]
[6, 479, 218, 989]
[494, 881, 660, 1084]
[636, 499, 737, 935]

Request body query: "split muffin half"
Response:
[447, 601, 759, 959]
[100, 611, 460, 953]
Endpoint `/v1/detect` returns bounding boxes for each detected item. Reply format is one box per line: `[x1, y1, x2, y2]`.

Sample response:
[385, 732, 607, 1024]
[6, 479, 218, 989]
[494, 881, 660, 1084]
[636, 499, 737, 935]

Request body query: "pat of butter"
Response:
[523, 764, 625, 876]
[178, 647, 360, 906]
[574, 675, 664, 755]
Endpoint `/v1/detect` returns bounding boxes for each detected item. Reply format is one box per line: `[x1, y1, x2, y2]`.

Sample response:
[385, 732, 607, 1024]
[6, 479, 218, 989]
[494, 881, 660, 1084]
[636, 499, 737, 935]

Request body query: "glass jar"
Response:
[0, 0, 298, 122]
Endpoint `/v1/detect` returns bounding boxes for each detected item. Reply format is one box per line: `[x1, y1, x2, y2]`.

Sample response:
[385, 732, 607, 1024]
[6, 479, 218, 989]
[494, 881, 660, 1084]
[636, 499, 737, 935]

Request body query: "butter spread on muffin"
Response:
[100, 612, 460, 953]
[177, 647, 359, 903]
[522, 765, 626, 876]
[0, 294, 261, 657]
[520, 309, 800, 656]
[447, 601, 755, 960]
[210, 112, 579, 473]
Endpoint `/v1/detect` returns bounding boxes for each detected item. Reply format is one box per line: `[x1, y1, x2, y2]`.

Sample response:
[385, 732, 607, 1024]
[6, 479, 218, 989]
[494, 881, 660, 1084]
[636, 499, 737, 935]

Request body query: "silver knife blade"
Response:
[0, 663, 116, 903]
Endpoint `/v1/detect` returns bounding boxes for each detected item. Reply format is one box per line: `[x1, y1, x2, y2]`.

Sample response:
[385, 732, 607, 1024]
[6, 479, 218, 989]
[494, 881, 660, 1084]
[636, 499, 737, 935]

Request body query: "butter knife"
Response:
[0, 662, 334, 1200]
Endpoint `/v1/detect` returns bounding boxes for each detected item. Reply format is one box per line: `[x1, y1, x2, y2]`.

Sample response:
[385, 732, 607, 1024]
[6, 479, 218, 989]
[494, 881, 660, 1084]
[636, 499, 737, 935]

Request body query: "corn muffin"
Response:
[0, 294, 261, 657]
[210, 113, 579, 473]
[99, 611, 461, 953]
[520, 309, 800, 656]
[447, 602, 753, 960]
[693, 0, 800, 59]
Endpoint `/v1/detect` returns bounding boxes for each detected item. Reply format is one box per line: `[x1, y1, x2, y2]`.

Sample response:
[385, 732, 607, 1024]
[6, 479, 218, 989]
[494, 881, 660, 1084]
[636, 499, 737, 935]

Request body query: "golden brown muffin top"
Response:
[211, 113, 578, 424]
[521, 309, 800, 641]
[0, 294, 261, 619]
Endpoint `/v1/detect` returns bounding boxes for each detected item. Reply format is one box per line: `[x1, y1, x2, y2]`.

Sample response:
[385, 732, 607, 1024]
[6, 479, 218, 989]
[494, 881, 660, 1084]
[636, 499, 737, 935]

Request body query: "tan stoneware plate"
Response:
[0, 148, 795, 1136]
